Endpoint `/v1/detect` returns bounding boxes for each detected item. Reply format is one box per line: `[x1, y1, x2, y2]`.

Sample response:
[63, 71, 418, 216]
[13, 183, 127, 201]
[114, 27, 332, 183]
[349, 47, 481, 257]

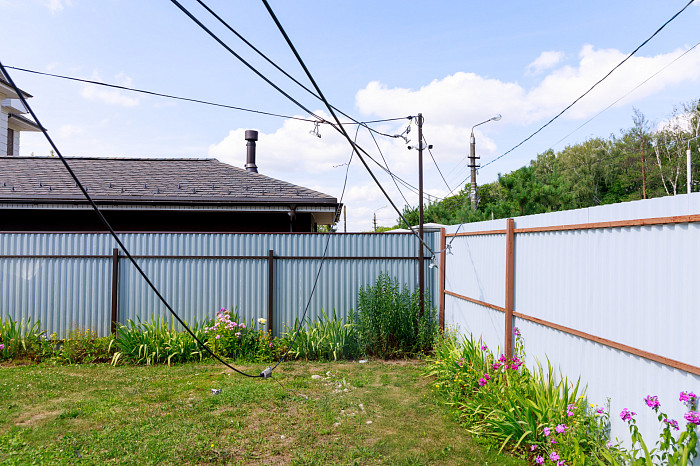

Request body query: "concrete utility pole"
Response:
[417, 113, 425, 317]
[688, 135, 700, 194]
[469, 115, 502, 209]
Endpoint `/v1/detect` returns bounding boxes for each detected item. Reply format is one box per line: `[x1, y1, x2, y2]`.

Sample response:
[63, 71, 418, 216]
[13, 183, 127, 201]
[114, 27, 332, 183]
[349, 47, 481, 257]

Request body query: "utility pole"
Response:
[468, 115, 502, 210]
[343, 205, 346, 232]
[417, 113, 425, 318]
[373, 212, 377, 232]
[640, 127, 647, 199]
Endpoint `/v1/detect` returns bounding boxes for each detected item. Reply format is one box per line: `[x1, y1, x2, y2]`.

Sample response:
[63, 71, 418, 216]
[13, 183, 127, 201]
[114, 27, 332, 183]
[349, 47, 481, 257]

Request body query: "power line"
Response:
[550, 40, 700, 149]
[478, 0, 696, 173]
[5, 65, 408, 129]
[0, 60, 261, 378]
[422, 134, 455, 196]
[192, 0, 410, 140]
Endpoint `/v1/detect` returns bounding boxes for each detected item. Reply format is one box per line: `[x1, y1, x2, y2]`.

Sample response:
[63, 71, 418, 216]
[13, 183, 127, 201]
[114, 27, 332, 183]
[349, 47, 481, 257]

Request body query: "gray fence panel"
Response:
[443, 193, 700, 449]
[1, 231, 439, 337]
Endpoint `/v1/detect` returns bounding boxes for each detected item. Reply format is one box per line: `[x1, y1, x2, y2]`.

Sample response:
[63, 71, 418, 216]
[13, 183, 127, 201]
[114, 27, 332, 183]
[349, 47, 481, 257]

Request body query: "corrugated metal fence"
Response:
[0, 231, 439, 337]
[439, 193, 700, 447]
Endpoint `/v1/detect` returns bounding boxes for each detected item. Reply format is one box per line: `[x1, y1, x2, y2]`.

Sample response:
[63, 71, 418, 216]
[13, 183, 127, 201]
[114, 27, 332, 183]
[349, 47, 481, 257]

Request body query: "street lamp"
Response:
[469, 114, 502, 209]
[373, 205, 387, 232]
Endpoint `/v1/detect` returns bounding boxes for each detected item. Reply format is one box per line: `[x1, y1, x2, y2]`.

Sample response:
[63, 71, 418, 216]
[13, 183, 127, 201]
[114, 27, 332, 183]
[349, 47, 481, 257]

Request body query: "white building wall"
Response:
[0, 112, 7, 156]
[11, 126, 19, 155]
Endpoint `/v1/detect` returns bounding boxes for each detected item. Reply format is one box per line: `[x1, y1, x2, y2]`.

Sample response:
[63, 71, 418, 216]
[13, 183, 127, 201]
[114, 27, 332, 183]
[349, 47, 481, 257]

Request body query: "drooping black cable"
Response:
[366, 124, 412, 207]
[0, 61, 261, 378]
[478, 0, 696, 172]
[192, 0, 407, 140]
[169, 0, 434, 254]
[6, 65, 412, 130]
[258, 0, 436, 254]
[423, 134, 455, 196]
[271, 125, 359, 371]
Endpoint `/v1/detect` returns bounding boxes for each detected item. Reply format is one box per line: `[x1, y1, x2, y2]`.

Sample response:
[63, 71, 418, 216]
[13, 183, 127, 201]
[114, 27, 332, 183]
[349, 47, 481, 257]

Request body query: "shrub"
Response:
[283, 310, 361, 361]
[112, 317, 208, 365]
[0, 315, 42, 360]
[354, 272, 438, 358]
[204, 308, 275, 362]
[428, 329, 609, 463]
[58, 328, 115, 364]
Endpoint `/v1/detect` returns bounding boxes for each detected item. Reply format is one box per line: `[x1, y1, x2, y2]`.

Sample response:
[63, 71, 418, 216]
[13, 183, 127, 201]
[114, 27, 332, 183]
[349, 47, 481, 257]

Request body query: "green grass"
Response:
[0, 360, 526, 465]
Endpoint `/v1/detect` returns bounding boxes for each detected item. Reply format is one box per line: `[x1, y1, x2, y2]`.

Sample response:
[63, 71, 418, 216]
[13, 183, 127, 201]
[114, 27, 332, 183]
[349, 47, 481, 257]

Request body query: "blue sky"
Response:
[2, 0, 700, 230]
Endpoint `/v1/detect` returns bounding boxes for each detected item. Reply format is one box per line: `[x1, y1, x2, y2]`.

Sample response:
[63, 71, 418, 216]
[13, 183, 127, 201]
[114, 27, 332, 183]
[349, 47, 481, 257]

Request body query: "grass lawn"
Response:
[0, 359, 526, 465]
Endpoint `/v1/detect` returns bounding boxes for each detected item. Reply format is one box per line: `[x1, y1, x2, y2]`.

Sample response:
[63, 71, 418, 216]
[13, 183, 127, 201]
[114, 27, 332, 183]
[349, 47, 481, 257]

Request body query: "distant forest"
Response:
[394, 98, 700, 228]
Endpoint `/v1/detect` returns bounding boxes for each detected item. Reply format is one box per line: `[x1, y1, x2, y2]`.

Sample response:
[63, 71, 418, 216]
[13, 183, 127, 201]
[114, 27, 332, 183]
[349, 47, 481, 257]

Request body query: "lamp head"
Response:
[491, 114, 502, 122]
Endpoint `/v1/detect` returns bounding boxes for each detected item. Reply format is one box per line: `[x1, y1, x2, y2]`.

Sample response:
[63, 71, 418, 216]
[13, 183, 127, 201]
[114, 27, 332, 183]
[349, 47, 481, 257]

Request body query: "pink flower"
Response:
[235, 332, 241, 338]
[215, 334, 221, 340]
[512, 327, 521, 336]
[644, 395, 660, 411]
[0, 343, 4, 351]
[269, 343, 273, 347]
[556, 424, 567, 434]
[620, 408, 636, 422]
[663, 418, 680, 430]
[596, 407, 605, 414]
[239, 323, 246, 329]
[543, 427, 551, 437]
[680, 391, 697, 408]
[492, 362, 502, 370]
[478, 378, 487, 386]
[566, 410, 574, 417]
[606, 441, 613, 448]
[551, 439, 557, 444]
[535, 456, 544, 465]
[557, 461, 566, 466]
[530, 445, 537, 452]
[685, 411, 700, 425]
[550, 452, 560, 462]
[481, 345, 488, 351]
[499, 354, 507, 362]
[483, 373, 491, 381]
[456, 358, 464, 367]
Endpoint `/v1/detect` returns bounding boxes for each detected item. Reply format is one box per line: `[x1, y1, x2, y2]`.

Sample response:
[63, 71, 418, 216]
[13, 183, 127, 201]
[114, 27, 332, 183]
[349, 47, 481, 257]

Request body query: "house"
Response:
[0, 149, 340, 233]
[0, 69, 340, 232]
[1, 70, 42, 156]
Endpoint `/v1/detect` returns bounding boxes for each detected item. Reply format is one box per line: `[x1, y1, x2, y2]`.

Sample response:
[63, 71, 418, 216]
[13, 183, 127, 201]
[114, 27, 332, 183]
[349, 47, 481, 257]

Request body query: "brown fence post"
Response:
[439, 228, 446, 332]
[111, 248, 119, 335]
[504, 219, 515, 359]
[268, 249, 274, 336]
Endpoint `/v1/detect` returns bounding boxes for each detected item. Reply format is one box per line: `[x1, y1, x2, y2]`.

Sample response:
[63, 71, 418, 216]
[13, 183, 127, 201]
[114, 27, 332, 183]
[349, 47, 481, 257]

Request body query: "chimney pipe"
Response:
[245, 130, 259, 173]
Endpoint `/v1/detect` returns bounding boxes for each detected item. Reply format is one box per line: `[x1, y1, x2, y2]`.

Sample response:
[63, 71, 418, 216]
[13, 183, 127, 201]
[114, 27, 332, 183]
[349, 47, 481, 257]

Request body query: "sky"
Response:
[2, 0, 700, 231]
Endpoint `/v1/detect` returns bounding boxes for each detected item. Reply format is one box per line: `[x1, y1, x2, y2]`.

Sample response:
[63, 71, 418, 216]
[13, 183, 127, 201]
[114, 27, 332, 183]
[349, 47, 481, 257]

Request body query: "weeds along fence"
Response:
[438, 192, 700, 447]
[0, 231, 439, 338]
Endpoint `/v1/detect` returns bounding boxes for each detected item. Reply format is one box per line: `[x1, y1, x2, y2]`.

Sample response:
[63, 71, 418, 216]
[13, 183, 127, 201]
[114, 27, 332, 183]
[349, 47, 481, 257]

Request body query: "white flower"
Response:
[258, 318, 267, 325]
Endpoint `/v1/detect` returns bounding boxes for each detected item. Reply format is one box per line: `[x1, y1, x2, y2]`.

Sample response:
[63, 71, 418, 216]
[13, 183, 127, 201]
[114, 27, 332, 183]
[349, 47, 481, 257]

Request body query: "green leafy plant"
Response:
[112, 316, 208, 365]
[283, 310, 361, 361]
[58, 328, 115, 364]
[427, 329, 610, 464]
[0, 315, 42, 360]
[204, 308, 274, 362]
[354, 272, 438, 358]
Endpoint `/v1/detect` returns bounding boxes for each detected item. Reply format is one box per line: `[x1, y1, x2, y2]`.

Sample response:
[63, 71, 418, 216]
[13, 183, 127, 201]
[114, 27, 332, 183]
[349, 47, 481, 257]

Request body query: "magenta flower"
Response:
[663, 418, 680, 430]
[596, 407, 605, 414]
[556, 424, 567, 434]
[543, 427, 551, 437]
[535, 456, 544, 465]
[644, 395, 660, 411]
[478, 378, 487, 386]
[680, 391, 697, 408]
[550, 452, 560, 461]
[551, 439, 557, 444]
[456, 358, 464, 367]
[499, 354, 507, 363]
[492, 362, 502, 370]
[215, 334, 221, 340]
[567, 410, 574, 417]
[513, 327, 521, 336]
[557, 461, 566, 466]
[483, 373, 491, 381]
[530, 445, 537, 452]
[620, 408, 636, 422]
[0, 343, 4, 351]
[235, 332, 241, 338]
[481, 345, 488, 351]
[685, 411, 700, 425]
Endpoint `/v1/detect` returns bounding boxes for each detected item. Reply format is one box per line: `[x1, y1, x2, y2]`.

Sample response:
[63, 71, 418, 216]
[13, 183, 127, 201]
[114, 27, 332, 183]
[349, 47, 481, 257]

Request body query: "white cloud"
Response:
[46, 0, 73, 13]
[57, 124, 85, 138]
[527, 51, 565, 75]
[80, 71, 139, 107]
[356, 44, 700, 125]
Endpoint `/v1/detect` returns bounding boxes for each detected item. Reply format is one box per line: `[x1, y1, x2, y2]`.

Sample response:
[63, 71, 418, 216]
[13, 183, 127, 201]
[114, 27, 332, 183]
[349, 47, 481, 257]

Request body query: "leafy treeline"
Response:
[397, 99, 700, 227]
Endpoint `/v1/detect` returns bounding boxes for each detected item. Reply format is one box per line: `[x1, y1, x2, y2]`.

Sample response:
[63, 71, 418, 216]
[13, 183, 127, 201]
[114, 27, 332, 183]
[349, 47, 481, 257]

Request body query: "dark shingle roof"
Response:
[0, 157, 337, 206]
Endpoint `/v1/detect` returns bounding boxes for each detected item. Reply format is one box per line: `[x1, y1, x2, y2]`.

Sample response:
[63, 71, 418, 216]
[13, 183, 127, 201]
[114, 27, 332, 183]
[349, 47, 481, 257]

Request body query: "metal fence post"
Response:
[111, 248, 119, 335]
[439, 228, 446, 332]
[268, 249, 274, 336]
[504, 219, 515, 359]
